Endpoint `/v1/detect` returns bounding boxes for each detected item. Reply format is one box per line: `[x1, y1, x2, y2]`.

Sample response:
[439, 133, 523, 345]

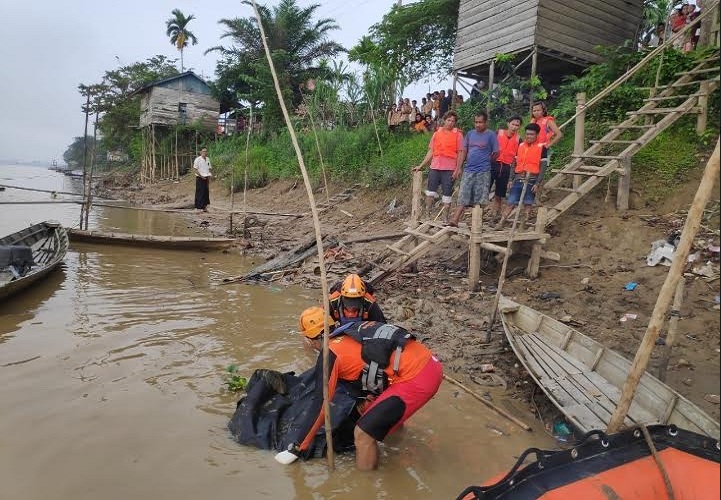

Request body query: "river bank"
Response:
[98, 167, 721, 427]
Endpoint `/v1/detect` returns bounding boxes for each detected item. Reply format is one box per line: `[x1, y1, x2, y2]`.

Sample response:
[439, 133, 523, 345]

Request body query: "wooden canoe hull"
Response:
[499, 296, 719, 439]
[0, 221, 68, 301]
[68, 229, 235, 251]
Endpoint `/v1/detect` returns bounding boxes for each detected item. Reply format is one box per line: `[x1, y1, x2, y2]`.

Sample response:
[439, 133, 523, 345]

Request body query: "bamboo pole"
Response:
[573, 93, 586, 190]
[250, 0, 334, 471]
[485, 173, 530, 342]
[243, 106, 253, 217]
[486, 60, 495, 114]
[84, 109, 99, 230]
[80, 92, 91, 228]
[365, 89, 384, 157]
[557, 1, 719, 131]
[658, 279, 685, 382]
[607, 139, 720, 433]
[442, 374, 532, 431]
[528, 48, 538, 115]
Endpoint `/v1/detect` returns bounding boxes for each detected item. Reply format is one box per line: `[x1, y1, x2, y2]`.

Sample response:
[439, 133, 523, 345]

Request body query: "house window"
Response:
[178, 103, 188, 123]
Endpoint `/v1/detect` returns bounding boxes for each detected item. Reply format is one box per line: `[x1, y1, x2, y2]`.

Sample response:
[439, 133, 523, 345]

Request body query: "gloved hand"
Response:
[274, 444, 300, 465]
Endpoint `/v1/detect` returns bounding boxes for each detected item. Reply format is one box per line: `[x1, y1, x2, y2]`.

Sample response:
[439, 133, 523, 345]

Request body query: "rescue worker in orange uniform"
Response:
[328, 273, 385, 325]
[498, 123, 546, 228]
[412, 111, 465, 222]
[275, 307, 443, 470]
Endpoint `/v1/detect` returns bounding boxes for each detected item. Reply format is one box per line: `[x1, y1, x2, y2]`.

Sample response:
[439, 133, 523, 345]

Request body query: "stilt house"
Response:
[453, 0, 645, 85]
[134, 71, 219, 130]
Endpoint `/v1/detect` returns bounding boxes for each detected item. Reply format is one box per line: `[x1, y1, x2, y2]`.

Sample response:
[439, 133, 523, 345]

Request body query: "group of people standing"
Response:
[413, 102, 562, 229]
[388, 90, 465, 133]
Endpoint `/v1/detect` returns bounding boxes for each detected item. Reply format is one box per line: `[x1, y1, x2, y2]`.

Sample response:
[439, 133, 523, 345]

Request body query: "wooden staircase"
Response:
[541, 56, 719, 226]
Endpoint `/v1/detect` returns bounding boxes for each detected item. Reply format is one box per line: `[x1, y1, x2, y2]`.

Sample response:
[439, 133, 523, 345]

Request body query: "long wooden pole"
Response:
[658, 279, 685, 382]
[80, 92, 91, 228]
[442, 374, 532, 431]
[84, 109, 99, 230]
[485, 173, 530, 342]
[243, 106, 253, 217]
[250, 0, 334, 470]
[607, 139, 720, 433]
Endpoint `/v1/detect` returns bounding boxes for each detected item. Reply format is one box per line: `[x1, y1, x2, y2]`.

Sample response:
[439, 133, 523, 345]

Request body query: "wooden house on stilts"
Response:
[453, 0, 645, 95]
[132, 72, 220, 184]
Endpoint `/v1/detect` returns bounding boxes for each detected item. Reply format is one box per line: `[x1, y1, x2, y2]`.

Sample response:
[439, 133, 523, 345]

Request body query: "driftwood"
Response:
[223, 235, 338, 284]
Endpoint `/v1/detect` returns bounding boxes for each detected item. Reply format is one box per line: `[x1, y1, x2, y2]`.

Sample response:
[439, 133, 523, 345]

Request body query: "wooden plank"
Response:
[468, 206, 482, 292]
[538, 0, 640, 36]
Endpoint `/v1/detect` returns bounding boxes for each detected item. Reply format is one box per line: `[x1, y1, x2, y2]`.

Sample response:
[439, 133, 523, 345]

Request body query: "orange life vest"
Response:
[515, 142, 543, 175]
[497, 129, 520, 164]
[432, 128, 462, 158]
[532, 116, 555, 146]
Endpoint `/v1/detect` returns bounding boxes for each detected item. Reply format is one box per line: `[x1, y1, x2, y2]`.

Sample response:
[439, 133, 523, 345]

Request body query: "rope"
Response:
[639, 425, 675, 500]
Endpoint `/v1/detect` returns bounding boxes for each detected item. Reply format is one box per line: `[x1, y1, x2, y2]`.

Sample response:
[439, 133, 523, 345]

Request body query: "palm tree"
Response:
[166, 9, 198, 72]
[207, 0, 344, 130]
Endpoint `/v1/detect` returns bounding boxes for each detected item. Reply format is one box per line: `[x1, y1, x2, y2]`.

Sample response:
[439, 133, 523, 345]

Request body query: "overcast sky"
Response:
[0, 0, 451, 162]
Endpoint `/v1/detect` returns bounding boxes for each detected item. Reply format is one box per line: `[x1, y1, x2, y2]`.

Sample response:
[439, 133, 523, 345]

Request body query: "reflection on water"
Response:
[0, 165, 554, 499]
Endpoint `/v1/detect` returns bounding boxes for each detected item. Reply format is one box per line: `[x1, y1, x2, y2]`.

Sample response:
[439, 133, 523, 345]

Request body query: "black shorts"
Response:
[427, 169, 454, 197]
[491, 162, 512, 198]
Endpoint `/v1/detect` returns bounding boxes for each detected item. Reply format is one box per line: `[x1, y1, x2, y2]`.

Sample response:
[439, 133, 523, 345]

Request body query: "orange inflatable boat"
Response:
[457, 425, 720, 500]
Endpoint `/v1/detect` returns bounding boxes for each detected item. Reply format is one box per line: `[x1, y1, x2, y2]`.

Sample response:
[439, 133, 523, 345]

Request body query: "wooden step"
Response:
[643, 94, 693, 101]
[577, 165, 604, 170]
[615, 124, 654, 129]
[589, 139, 641, 144]
[386, 244, 410, 256]
[549, 187, 580, 193]
[403, 227, 439, 241]
[571, 154, 624, 160]
[552, 170, 607, 176]
[676, 67, 720, 76]
[627, 107, 683, 115]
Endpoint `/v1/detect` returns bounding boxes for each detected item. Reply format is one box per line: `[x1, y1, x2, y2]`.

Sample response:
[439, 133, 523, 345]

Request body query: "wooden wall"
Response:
[536, 0, 643, 64]
[453, 0, 539, 73]
[139, 86, 219, 130]
[453, 0, 643, 75]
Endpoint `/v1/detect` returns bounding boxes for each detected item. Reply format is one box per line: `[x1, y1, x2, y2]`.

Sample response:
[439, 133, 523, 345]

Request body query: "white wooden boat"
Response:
[0, 221, 68, 301]
[499, 296, 720, 439]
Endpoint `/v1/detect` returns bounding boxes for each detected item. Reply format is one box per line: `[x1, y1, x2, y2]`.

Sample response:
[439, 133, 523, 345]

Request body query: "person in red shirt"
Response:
[412, 111, 465, 222]
[276, 307, 443, 470]
[490, 116, 522, 218]
[497, 123, 546, 228]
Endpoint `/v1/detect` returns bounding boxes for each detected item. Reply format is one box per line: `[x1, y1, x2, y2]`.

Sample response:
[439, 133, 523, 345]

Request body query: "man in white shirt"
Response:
[193, 147, 212, 211]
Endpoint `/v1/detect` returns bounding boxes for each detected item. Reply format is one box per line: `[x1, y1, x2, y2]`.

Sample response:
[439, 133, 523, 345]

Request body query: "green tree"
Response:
[166, 9, 198, 72]
[349, 0, 460, 84]
[208, 0, 344, 131]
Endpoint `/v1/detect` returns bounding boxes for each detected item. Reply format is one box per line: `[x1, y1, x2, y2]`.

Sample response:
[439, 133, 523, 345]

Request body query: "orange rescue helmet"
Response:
[340, 274, 366, 298]
[299, 306, 334, 339]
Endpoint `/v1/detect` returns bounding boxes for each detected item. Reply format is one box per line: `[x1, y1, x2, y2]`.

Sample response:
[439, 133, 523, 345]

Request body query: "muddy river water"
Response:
[0, 165, 554, 499]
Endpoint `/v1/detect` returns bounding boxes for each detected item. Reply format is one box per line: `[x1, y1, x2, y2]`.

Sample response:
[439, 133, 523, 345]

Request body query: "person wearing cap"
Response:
[328, 273, 386, 324]
[276, 307, 443, 470]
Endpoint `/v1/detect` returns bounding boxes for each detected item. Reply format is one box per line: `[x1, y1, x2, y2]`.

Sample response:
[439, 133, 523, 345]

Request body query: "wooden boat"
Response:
[457, 424, 720, 499]
[499, 296, 720, 439]
[68, 229, 235, 251]
[0, 221, 69, 301]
